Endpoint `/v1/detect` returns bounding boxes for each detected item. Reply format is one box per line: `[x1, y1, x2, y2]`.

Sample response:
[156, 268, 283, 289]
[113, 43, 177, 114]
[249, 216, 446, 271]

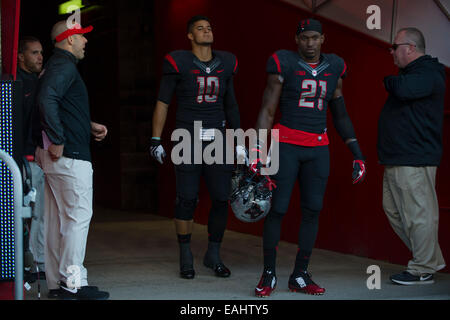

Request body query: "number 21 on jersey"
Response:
[197, 76, 219, 103]
[299, 79, 327, 111]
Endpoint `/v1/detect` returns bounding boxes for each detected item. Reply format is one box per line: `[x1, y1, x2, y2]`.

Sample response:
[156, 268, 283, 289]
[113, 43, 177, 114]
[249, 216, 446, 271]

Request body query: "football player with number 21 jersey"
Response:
[150, 16, 245, 280]
[253, 18, 367, 297]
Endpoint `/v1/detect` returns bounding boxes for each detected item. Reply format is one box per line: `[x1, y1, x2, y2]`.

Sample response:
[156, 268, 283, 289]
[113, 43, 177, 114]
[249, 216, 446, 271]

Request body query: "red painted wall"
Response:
[154, 0, 449, 272]
[1, 0, 21, 79]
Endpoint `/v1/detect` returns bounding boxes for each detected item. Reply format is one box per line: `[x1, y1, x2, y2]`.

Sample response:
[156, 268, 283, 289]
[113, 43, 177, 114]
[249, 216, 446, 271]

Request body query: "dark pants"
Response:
[174, 136, 233, 242]
[271, 143, 329, 214]
[263, 142, 330, 267]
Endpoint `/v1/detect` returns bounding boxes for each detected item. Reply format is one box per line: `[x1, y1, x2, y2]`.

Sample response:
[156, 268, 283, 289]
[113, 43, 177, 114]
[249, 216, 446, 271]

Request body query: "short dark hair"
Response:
[187, 15, 210, 33]
[398, 27, 426, 53]
[19, 36, 40, 53]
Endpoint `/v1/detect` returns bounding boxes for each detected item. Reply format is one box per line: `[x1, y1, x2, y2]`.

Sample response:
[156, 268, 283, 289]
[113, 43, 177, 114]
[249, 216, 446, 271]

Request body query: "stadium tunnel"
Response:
[1, 0, 449, 300]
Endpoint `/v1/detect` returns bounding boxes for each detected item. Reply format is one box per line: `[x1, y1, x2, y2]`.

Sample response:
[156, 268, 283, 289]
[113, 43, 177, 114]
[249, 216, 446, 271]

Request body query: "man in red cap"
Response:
[36, 20, 109, 300]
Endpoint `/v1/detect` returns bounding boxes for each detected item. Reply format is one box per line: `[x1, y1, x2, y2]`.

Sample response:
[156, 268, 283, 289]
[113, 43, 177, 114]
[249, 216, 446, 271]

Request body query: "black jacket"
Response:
[377, 55, 446, 166]
[37, 48, 91, 162]
[16, 68, 39, 156]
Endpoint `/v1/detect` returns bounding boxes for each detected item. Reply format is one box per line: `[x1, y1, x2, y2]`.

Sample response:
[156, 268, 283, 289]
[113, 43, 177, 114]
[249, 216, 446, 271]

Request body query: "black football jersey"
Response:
[158, 50, 238, 129]
[267, 50, 347, 133]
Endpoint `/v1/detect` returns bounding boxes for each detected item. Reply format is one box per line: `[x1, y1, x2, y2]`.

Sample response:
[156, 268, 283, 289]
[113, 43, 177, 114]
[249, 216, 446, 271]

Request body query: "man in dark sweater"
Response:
[377, 27, 446, 285]
[17, 36, 46, 281]
[36, 20, 109, 300]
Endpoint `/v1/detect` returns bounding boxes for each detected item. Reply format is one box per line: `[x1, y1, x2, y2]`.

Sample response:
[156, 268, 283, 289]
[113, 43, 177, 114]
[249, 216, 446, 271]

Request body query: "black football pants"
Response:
[174, 138, 233, 243]
[263, 142, 330, 265]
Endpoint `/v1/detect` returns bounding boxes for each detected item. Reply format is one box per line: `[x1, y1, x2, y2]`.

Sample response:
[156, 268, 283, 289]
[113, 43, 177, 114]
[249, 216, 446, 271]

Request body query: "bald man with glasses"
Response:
[377, 27, 446, 285]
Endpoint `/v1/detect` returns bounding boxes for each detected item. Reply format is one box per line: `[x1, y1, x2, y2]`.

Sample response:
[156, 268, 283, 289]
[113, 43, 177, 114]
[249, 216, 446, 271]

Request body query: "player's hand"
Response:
[149, 138, 166, 164]
[352, 160, 366, 184]
[235, 145, 248, 165]
[249, 142, 264, 174]
[250, 159, 263, 174]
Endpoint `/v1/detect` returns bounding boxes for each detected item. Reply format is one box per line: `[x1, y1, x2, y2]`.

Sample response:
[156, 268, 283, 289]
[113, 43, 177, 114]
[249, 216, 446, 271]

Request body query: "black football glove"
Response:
[149, 138, 166, 164]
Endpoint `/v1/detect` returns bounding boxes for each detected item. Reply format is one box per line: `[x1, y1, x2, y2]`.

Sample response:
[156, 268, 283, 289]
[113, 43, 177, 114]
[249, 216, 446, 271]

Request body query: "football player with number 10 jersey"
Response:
[254, 18, 366, 297]
[150, 16, 244, 280]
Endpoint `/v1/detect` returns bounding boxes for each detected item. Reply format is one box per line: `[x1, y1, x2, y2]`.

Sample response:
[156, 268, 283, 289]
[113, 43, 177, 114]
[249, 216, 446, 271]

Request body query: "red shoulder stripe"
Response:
[165, 54, 179, 73]
[233, 57, 239, 73]
[340, 62, 347, 77]
[272, 53, 281, 74]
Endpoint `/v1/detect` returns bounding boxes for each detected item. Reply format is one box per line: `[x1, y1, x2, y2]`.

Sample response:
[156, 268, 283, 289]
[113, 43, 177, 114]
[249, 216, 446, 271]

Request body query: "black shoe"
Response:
[203, 257, 231, 278]
[58, 282, 108, 300]
[48, 285, 99, 298]
[390, 271, 434, 285]
[288, 271, 325, 295]
[180, 266, 195, 279]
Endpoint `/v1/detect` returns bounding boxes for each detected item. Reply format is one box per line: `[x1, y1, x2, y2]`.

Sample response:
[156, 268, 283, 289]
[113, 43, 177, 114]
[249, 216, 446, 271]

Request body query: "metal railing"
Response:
[0, 149, 32, 300]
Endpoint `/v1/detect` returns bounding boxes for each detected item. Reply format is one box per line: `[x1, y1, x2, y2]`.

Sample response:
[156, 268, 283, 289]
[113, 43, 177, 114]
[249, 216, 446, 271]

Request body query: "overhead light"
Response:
[59, 0, 85, 15]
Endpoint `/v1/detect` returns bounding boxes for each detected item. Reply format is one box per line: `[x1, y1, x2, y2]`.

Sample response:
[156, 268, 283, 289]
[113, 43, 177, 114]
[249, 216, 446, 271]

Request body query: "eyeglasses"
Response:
[390, 43, 415, 51]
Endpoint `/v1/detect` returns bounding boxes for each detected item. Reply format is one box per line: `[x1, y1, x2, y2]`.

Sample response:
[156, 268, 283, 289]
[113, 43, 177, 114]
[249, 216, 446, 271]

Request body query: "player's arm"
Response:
[250, 74, 282, 173]
[329, 79, 358, 144]
[152, 100, 169, 138]
[149, 73, 178, 164]
[223, 77, 240, 130]
[329, 78, 366, 184]
[224, 77, 247, 164]
[255, 74, 282, 137]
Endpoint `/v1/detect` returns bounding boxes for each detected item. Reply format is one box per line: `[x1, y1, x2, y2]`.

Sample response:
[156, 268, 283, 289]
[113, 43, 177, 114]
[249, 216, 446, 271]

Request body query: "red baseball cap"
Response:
[55, 23, 93, 42]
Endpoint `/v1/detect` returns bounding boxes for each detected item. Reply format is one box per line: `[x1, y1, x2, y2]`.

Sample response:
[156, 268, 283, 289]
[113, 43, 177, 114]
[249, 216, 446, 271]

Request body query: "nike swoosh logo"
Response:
[420, 275, 432, 281]
[61, 286, 78, 293]
[255, 287, 263, 291]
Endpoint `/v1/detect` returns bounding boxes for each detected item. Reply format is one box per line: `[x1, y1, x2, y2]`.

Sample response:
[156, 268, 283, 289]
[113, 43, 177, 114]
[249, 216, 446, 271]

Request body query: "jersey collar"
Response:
[297, 54, 330, 77]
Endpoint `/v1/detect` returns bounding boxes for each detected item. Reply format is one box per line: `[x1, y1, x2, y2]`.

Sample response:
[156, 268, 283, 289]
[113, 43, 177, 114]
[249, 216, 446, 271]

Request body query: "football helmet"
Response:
[229, 164, 276, 223]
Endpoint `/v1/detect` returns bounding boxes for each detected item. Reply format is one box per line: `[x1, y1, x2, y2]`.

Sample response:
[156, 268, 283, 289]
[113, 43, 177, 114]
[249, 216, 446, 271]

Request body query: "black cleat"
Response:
[180, 266, 195, 279]
[203, 258, 231, 277]
[288, 271, 325, 295]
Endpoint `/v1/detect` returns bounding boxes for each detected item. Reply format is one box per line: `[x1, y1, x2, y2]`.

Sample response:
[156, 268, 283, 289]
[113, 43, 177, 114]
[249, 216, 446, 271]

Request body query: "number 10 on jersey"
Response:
[197, 76, 219, 103]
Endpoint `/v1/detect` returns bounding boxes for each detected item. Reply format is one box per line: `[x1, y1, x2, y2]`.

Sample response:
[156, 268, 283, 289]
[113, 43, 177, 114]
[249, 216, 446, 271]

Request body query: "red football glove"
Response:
[352, 160, 366, 184]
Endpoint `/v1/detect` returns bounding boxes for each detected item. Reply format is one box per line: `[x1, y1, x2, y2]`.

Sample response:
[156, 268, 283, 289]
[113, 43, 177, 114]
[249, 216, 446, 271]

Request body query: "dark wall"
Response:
[153, 0, 450, 272]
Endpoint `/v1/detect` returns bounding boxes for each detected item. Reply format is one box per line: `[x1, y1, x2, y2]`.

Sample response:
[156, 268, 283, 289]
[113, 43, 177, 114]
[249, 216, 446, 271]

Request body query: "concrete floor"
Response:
[24, 207, 450, 301]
